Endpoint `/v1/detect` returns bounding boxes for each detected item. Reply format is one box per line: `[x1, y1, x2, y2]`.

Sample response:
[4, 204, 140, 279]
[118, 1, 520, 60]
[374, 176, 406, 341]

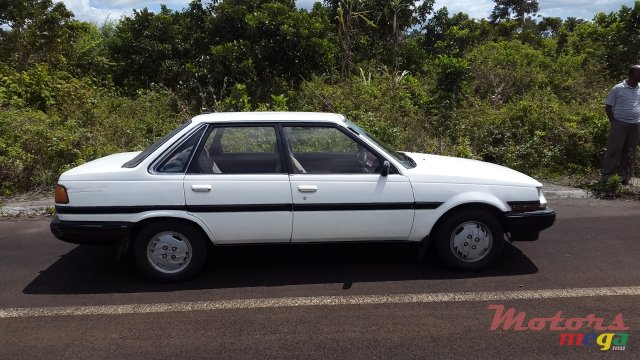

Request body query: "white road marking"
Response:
[2, 286, 639, 319]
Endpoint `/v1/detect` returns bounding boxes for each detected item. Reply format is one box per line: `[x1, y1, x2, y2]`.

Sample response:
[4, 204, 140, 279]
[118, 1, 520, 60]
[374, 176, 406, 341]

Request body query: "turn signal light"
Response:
[510, 202, 541, 212]
[55, 185, 69, 204]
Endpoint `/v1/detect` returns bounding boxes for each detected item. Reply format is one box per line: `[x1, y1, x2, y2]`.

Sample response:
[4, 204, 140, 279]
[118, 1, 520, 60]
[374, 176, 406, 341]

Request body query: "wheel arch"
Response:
[419, 201, 506, 258]
[129, 215, 214, 247]
[429, 202, 506, 241]
[412, 190, 509, 242]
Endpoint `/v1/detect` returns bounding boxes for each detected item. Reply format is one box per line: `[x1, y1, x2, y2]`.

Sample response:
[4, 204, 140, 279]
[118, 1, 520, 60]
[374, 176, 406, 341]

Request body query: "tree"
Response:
[332, 0, 376, 75]
[325, 0, 434, 73]
[206, 0, 335, 98]
[593, 1, 640, 78]
[490, 0, 539, 25]
[537, 17, 562, 38]
[107, 5, 187, 91]
[420, 8, 482, 58]
[0, 0, 74, 71]
[65, 21, 113, 81]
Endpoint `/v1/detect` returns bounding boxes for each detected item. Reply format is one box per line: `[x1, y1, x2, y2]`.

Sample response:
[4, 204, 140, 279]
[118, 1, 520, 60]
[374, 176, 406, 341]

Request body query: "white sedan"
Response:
[50, 112, 555, 281]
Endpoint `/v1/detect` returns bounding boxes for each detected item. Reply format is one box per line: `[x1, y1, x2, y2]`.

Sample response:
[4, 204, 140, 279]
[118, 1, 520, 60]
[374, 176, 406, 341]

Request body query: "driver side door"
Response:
[283, 125, 415, 242]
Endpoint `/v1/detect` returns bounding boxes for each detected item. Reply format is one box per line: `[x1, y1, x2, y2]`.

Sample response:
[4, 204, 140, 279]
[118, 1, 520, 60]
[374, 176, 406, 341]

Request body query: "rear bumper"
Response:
[50, 216, 133, 245]
[503, 208, 556, 241]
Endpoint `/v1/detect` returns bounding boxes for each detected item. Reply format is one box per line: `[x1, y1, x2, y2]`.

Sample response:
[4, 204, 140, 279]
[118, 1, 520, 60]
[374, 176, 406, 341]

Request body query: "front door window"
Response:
[283, 126, 380, 174]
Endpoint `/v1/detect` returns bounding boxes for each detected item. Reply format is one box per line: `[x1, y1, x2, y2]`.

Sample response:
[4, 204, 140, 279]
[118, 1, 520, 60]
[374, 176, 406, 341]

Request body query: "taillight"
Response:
[55, 184, 69, 204]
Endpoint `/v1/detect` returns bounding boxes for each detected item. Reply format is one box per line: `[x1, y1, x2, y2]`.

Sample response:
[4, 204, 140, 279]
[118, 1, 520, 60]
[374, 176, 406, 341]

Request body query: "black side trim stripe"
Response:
[56, 205, 185, 214]
[294, 203, 409, 211]
[188, 204, 292, 212]
[414, 202, 444, 210]
[55, 204, 289, 214]
[56, 202, 444, 214]
[293, 202, 443, 211]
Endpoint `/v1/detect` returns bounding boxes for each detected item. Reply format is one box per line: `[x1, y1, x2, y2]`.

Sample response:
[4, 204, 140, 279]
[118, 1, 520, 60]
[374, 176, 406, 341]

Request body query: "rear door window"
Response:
[189, 126, 283, 174]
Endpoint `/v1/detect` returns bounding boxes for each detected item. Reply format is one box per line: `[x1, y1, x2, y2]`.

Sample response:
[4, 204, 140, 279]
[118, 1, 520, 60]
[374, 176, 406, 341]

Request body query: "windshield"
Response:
[345, 120, 416, 169]
[122, 120, 192, 168]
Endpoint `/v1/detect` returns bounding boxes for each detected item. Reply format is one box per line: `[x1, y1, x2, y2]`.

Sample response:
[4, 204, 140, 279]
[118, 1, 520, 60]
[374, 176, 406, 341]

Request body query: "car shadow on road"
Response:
[23, 241, 538, 295]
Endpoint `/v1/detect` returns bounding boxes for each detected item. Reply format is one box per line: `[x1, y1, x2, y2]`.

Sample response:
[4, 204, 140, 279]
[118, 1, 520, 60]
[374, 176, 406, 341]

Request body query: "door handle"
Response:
[191, 184, 212, 192]
[298, 185, 318, 193]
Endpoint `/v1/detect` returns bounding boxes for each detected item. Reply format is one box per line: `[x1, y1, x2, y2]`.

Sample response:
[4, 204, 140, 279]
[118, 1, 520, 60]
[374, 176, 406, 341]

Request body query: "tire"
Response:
[434, 209, 504, 271]
[134, 221, 208, 282]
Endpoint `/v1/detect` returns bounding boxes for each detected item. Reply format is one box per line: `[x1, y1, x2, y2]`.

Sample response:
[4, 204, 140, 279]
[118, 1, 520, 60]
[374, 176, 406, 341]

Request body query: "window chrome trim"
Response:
[148, 124, 209, 175]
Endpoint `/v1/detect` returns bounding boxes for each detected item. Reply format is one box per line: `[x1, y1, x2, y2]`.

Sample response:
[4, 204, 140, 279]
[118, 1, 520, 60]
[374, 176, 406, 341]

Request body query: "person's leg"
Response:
[620, 123, 640, 184]
[602, 120, 627, 182]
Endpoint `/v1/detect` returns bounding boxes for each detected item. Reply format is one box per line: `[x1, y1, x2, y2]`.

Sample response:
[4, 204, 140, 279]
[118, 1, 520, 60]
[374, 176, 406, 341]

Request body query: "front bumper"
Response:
[50, 216, 133, 245]
[503, 208, 556, 241]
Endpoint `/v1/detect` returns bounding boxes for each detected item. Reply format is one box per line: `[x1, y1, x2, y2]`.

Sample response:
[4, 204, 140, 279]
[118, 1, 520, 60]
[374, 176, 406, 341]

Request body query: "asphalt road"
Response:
[1, 198, 639, 359]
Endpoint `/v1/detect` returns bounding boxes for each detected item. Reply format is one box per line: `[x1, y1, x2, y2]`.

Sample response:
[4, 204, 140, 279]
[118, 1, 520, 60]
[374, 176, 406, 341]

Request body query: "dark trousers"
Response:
[602, 119, 640, 182]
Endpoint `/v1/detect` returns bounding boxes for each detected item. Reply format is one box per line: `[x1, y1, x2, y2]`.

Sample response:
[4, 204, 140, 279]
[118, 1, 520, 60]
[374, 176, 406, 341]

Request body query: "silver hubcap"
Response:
[146, 231, 192, 274]
[450, 221, 493, 262]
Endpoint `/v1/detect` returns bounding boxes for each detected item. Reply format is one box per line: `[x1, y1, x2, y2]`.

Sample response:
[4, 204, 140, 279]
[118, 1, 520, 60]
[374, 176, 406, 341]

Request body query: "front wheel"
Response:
[434, 209, 504, 271]
[134, 221, 208, 282]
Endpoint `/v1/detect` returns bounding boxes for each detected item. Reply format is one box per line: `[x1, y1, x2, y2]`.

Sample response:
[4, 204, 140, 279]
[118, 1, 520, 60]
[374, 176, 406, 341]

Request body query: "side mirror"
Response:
[381, 160, 390, 177]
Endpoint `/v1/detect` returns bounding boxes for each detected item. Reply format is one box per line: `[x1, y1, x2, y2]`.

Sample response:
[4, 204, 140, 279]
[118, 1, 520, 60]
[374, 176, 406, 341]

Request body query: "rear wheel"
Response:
[134, 221, 208, 282]
[434, 209, 504, 270]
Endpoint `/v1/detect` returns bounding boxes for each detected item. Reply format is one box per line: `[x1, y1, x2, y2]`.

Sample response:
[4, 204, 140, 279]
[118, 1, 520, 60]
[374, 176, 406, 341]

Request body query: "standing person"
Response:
[601, 65, 640, 185]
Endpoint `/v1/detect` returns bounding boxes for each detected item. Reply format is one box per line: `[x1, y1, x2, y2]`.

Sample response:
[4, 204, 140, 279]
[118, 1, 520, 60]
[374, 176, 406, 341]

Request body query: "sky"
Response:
[61, 0, 636, 25]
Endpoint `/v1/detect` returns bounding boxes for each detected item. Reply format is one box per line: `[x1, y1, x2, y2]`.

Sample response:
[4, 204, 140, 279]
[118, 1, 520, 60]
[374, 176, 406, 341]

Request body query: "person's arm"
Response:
[605, 86, 617, 123]
[605, 104, 615, 123]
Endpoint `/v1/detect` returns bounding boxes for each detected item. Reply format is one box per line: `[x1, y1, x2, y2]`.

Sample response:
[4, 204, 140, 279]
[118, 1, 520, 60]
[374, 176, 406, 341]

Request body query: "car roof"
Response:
[191, 112, 347, 124]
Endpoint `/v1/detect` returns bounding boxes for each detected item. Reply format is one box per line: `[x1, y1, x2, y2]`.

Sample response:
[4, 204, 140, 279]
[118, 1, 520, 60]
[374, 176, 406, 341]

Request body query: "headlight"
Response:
[538, 187, 547, 210]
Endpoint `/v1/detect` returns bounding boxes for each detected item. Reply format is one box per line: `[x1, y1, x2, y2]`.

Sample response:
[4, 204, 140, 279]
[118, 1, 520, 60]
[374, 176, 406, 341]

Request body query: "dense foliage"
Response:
[1, 0, 639, 194]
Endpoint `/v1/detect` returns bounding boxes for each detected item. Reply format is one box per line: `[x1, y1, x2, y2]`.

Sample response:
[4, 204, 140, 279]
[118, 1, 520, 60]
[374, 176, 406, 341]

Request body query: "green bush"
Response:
[292, 73, 432, 152]
[0, 88, 184, 194]
[453, 89, 609, 177]
[467, 41, 551, 104]
[590, 175, 623, 199]
[0, 108, 81, 194]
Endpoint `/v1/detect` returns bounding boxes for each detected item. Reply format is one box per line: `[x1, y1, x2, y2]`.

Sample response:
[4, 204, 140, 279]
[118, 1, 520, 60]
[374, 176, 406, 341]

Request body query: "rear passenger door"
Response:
[183, 125, 293, 243]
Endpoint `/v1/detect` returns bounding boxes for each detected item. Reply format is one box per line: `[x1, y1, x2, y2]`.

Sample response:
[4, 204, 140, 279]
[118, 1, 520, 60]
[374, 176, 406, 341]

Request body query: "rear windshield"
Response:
[122, 121, 192, 168]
